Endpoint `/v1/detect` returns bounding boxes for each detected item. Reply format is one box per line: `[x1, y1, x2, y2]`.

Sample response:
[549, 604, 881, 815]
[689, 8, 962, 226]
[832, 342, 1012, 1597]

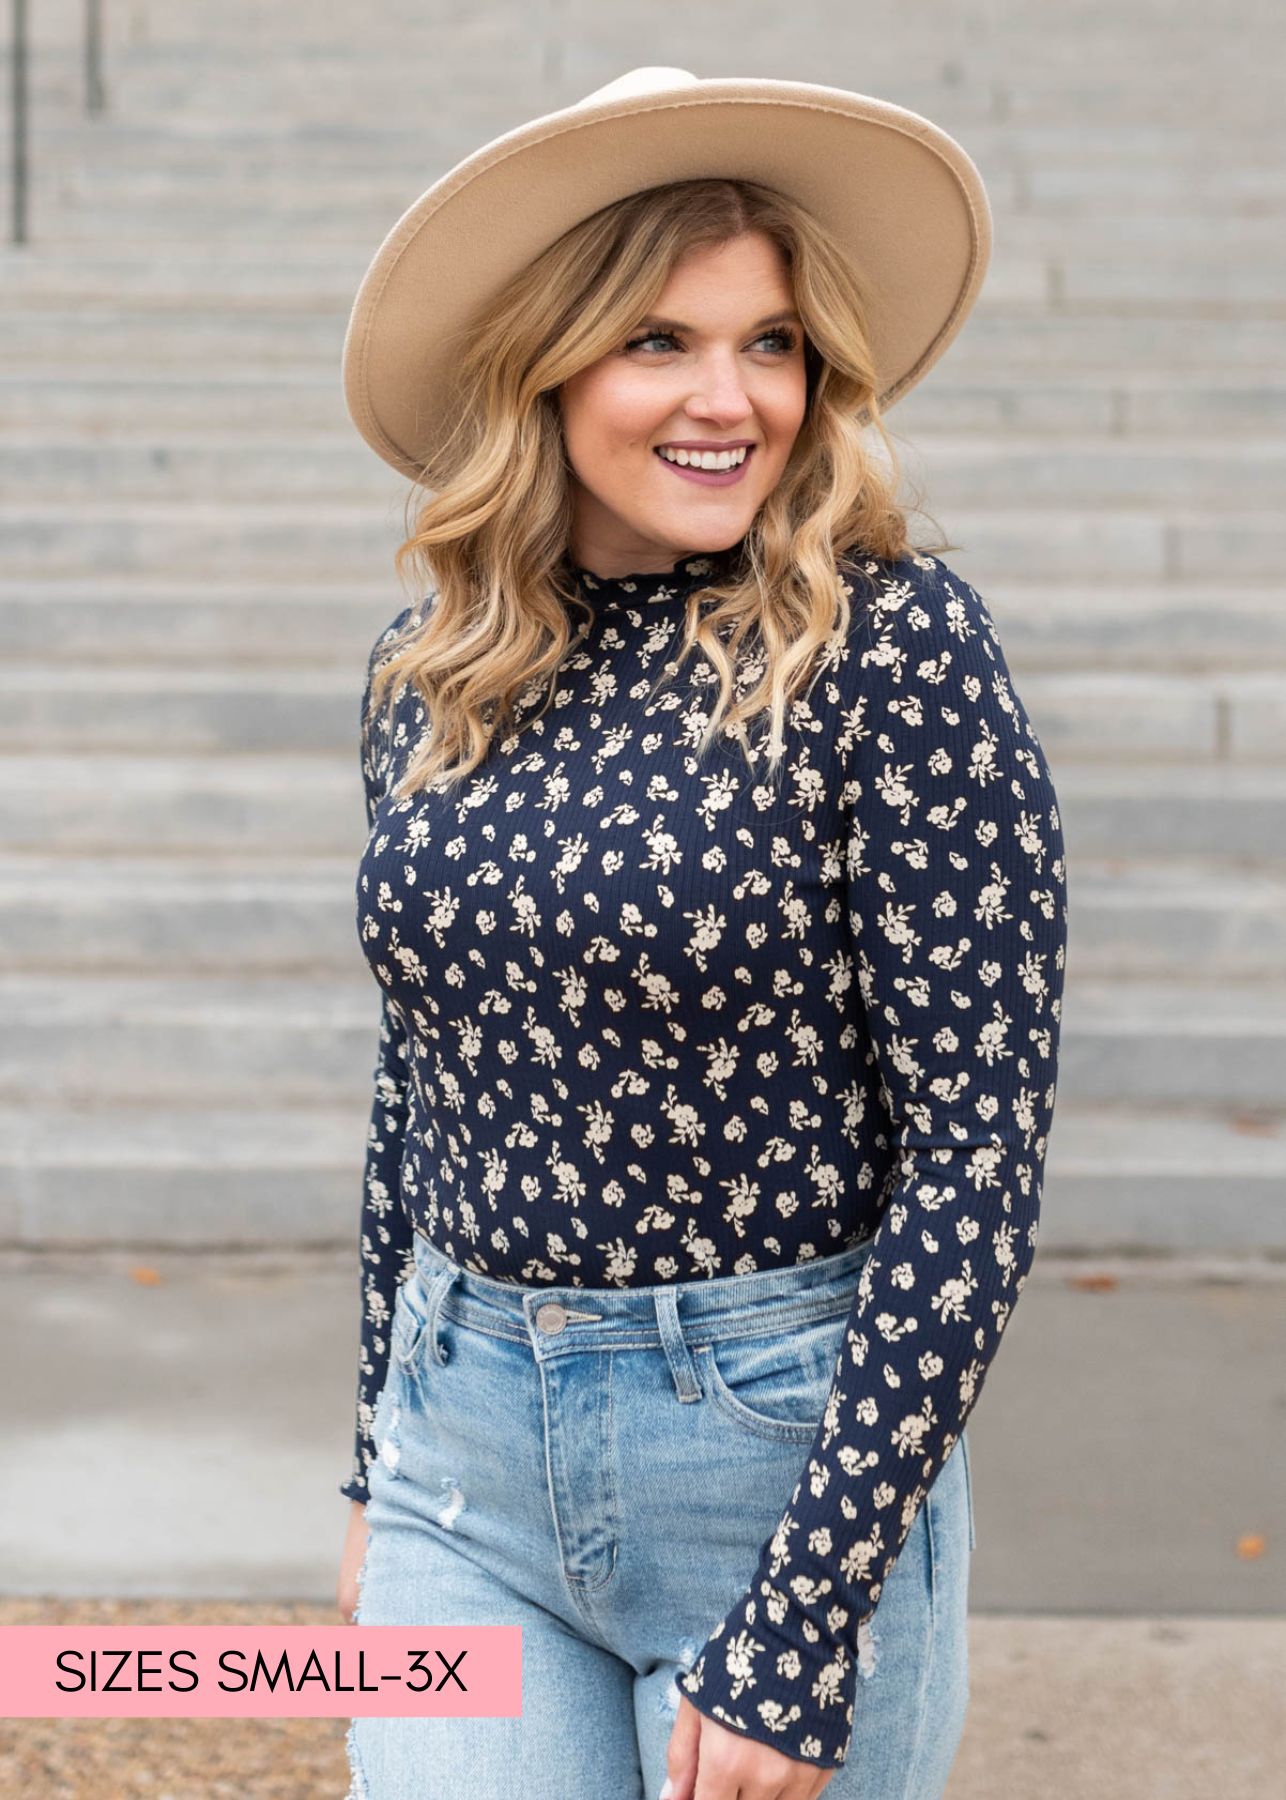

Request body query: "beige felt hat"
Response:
[343, 66, 992, 482]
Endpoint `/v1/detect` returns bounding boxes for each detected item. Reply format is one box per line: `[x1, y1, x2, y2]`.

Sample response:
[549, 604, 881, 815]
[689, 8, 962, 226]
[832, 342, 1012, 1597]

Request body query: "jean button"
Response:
[536, 1302, 569, 1335]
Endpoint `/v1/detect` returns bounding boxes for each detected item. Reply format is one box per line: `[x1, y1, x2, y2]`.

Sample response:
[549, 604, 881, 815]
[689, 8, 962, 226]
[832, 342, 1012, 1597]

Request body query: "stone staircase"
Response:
[2, 1, 1283, 1254]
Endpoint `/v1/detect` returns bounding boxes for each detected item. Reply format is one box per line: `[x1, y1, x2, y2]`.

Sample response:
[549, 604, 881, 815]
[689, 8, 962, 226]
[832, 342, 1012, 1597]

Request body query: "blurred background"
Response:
[1, 2, 1282, 1795]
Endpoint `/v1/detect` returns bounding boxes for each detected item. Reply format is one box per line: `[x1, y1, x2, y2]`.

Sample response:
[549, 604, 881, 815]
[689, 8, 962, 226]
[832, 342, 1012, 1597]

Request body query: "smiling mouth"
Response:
[656, 445, 751, 470]
[653, 445, 756, 486]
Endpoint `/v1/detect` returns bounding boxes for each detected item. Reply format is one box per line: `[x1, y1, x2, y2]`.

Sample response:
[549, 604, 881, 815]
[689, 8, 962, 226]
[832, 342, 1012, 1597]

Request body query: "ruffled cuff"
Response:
[679, 1575, 859, 1769]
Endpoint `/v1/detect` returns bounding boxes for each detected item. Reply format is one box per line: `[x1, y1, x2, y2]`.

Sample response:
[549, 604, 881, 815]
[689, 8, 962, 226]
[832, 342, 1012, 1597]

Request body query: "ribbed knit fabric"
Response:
[341, 545, 1068, 1767]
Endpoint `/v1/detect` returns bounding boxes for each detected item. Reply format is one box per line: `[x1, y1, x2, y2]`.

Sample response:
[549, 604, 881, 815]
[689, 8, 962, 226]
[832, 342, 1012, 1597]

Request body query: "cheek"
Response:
[766, 384, 808, 467]
[563, 372, 658, 461]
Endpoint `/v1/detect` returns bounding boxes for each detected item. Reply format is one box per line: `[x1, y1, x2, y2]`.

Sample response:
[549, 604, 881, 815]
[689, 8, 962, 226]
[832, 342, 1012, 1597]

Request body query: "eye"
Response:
[623, 326, 800, 355]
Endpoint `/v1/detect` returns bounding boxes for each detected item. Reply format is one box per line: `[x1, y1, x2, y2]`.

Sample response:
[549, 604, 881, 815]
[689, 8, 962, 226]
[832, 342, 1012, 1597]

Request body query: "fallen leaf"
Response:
[1068, 1274, 1118, 1292]
[130, 1265, 163, 1286]
[1236, 1535, 1266, 1560]
[1229, 1114, 1280, 1138]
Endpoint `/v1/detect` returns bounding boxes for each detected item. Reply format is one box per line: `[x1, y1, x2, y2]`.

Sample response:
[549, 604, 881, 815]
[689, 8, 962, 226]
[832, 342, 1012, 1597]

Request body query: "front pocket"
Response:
[695, 1308, 850, 1443]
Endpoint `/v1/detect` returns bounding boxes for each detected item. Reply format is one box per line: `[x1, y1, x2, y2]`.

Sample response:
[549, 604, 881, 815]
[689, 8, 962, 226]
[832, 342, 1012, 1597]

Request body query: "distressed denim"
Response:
[347, 1227, 975, 1800]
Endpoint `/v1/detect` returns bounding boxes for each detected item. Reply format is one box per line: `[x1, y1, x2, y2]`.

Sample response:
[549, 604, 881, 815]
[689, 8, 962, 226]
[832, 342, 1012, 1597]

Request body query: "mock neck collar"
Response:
[563, 544, 738, 609]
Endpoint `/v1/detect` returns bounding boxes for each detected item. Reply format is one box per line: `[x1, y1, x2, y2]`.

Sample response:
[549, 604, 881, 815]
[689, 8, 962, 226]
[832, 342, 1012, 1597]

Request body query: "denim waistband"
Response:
[407, 1223, 877, 1373]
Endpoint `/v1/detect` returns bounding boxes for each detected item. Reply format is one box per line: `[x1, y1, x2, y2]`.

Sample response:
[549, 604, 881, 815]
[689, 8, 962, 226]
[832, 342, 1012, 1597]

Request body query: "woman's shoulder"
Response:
[360, 595, 437, 765]
[367, 592, 435, 673]
[836, 543, 985, 614]
[832, 544, 1007, 673]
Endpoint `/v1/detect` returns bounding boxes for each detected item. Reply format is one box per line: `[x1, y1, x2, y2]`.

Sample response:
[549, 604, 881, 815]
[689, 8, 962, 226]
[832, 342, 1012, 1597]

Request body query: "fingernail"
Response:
[659, 1782, 674, 1800]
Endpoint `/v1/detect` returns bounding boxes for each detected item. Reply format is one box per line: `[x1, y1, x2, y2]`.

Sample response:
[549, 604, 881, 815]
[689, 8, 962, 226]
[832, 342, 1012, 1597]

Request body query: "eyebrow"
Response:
[637, 310, 803, 333]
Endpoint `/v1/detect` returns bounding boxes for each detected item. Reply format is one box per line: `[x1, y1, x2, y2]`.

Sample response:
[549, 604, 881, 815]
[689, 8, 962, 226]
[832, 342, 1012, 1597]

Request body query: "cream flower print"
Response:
[343, 548, 1067, 1771]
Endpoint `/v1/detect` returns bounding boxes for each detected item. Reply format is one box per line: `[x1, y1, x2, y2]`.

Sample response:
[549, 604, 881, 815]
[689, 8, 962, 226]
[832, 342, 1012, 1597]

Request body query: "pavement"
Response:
[0, 1249, 1283, 1796]
[2, 1247, 1282, 1611]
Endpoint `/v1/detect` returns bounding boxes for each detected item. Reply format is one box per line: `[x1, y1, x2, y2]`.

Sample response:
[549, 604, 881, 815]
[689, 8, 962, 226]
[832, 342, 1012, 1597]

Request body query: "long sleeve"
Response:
[339, 608, 419, 1506]
[680, 552, 1069, 1765]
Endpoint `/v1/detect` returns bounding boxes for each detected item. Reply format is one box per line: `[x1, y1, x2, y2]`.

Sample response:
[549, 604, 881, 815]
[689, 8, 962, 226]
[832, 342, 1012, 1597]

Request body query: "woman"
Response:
[335, 69, 1068, 1800]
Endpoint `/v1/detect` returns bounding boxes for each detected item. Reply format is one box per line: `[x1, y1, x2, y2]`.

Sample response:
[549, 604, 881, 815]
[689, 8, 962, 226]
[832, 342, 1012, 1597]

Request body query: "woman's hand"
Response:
[337, 1499, 371, 1623]
[661, 1695, 836, 1800]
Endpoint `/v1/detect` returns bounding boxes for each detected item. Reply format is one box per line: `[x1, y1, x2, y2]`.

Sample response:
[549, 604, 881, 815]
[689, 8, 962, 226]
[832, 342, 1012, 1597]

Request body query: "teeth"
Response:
[657, 446, 748, 471]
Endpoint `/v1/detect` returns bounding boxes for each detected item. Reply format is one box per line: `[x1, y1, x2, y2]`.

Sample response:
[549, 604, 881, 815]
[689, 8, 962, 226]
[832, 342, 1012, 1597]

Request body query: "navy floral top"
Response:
[342, 544, 1068, 1768]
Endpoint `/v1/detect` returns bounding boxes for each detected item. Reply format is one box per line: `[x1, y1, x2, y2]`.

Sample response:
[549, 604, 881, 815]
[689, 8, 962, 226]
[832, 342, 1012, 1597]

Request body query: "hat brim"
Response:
[342, 77, 992, 481]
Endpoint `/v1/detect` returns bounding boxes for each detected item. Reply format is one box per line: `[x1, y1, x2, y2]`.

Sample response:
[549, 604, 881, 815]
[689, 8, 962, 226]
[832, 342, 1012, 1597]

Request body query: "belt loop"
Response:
[423, 1263, 459, 1365]
[654, 1287, 702, 1402]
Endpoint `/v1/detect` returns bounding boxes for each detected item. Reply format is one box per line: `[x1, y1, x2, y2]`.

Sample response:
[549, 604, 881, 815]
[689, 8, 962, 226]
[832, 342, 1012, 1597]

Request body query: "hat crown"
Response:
[577, 66, 699, 109]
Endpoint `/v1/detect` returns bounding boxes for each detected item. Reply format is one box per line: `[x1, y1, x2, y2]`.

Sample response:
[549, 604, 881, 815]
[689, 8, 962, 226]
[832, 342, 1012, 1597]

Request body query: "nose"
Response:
[681, 349, 755, 428]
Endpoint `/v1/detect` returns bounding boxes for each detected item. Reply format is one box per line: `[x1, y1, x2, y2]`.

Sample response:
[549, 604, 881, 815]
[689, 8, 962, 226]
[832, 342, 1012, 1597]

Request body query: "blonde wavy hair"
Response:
[369, 176, 953, 799]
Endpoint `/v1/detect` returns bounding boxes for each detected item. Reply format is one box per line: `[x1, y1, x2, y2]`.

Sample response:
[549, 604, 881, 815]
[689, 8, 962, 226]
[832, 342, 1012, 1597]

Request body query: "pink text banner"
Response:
[0, 1626, 522, 1718]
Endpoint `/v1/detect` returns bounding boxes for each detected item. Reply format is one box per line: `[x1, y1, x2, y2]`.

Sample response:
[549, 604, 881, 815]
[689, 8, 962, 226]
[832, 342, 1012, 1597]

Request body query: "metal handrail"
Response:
[10, 0, 27, 243]
[86, 0, 103, 115]
[9, 0, 108, 244]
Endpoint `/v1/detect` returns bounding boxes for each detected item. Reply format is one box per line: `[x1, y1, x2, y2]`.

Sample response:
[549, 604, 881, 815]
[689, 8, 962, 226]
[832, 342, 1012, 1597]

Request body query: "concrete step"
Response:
[1018, 671, 1286, 764]
[1054, 858, 1286, 977]
[992, 213, 1286, 257]
[893, 376, 1286, 437]
[0, 1093, 1280, 1251]
[4, 576, 1281, 675]
[3, 502, 1283, 582]
[982, 581, 1286, 673]
[0, 854, 362, 974]
[904, 438, 1286, 509]
[0, 751, 364, 854]
[0, 577, 394, 667]
[0, 309, 348, 365]
[0, 433, 408, 501]
[3, 852, 1281, 982]
[0, 368, 352, 431]
[17, 37, 1282, 120]
[22, 54, 1276, 137]
[1035, 1100, 1286, 1253]
[1, 753, 1282, 859]
[0, 500, 398, 578]
[0, 1102, 362, 1246]
[0, 666, 368, 753]
[1057, 978, 1286, 1109]
[0, 970, 1282, 1112]
[1047, 259, 1285, 311]
[2, 310, 1280, 374]
[1054, 764, 1286, 859]
[2, 661, 1284, 761]
[0, 973, 418, 1113]
[13, 56, 541, 126]
[941, 315, 1286, 372]
[0, 248, 372, 305]
[936, 510, 1285, 586]
[5, 432, 1285, 510]
[1024, 161, 1283, 211]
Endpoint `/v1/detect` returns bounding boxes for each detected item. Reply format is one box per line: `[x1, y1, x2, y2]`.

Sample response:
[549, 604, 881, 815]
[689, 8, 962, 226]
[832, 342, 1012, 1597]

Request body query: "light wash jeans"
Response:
[347, 1227, 975, 1800]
